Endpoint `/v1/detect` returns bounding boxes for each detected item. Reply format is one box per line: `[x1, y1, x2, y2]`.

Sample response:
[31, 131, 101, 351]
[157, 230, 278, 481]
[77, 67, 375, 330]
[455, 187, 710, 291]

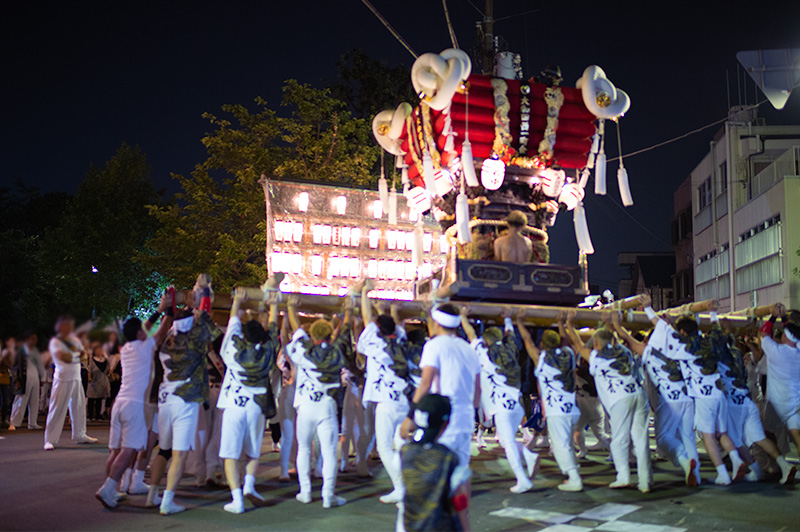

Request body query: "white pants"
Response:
[374, 401, 408, 493]
[11, 377, 40, 427]
[608, 392, 651, 485]
[547, 413, 580, 475]
[575, 394, 608, 448]
[296, 398, 339, 498]
[187, 386, 223, 479]
[357, 400, 377, 471]
[279, 383, 297, 476]
[494, 402, 527, 484]
[653, 399, 698, 467]
[340, 382, 364, 467]
[44, 378, 87, 444]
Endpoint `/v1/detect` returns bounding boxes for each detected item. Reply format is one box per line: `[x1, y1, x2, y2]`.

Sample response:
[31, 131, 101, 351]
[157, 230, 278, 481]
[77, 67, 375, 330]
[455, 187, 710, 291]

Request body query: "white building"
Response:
[690, 107, 800, 312]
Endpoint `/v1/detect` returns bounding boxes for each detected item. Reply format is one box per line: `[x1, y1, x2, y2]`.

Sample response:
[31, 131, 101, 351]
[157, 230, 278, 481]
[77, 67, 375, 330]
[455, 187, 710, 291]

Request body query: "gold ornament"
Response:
[596, 91, 611, 108]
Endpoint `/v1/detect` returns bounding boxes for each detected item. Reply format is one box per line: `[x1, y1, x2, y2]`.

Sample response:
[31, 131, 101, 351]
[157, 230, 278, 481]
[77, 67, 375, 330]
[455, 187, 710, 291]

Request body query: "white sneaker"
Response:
[295, 492, 312, 504]
[244, 489, 265, 507]
[323, 495, 346, 508]
[224, 500, 245, 514]
[159, 499, 185, 515]
[128, 480, 150, 495]
[714, 474, 731, 486]
[510, 479, 534, 494]
[558, 477, 583, 492]
[75, 435, 98, 444]
[744, 470, 761, 482]
[145, 488, 162, 508]
[44, 442, 55, 451]
[95, 487, 118, 509]
[522, 448, 540, 478]
[379, 490, 403, 504]
[28, 424, 43, 430]
[778, 458, 797, 485]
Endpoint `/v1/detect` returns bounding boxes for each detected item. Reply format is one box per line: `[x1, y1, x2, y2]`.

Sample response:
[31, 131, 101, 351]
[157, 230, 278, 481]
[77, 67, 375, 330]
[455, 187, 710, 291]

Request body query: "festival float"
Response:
[371, 48, 632, 305]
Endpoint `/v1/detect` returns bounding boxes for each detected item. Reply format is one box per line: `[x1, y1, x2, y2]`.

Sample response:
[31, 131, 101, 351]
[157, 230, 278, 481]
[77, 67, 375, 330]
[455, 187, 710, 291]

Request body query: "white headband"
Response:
[431, 308, 461, 329]
[785, 328, 799, 345]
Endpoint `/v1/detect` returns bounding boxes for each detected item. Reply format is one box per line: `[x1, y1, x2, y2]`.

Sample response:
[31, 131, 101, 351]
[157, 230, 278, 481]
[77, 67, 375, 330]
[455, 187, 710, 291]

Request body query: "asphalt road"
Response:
[1, 418, 798, 532]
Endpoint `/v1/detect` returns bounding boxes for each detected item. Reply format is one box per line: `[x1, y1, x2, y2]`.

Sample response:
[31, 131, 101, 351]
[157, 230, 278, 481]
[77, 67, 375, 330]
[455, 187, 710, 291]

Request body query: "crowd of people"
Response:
[2, 274, 799, 531]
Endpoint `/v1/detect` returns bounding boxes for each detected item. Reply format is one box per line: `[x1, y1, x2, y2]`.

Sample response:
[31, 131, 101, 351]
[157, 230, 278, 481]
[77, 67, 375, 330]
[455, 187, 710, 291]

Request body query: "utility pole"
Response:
[481, 0, 494, 75]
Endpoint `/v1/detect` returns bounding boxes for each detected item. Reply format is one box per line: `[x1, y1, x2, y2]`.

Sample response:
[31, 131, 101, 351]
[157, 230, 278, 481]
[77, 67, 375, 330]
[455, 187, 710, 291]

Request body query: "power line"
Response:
[360, 0, 418, 59]
[494, 7, 541, 22]
[607, 99, 769, 163]
[463, 0, 484, 16]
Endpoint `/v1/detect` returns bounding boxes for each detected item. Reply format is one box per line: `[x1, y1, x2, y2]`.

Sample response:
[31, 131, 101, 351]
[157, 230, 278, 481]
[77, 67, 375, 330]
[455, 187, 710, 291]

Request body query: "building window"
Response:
[697, 177, 712, 212]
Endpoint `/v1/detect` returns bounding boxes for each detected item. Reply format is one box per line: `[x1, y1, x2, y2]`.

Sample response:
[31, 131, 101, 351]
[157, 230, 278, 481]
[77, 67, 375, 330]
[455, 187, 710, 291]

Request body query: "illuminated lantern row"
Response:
[262, 179, 447, 299]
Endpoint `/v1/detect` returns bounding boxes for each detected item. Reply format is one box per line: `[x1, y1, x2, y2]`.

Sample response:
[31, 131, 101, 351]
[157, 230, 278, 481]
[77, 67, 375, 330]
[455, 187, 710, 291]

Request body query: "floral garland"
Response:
[490, 78, 515, 162]
[537, 86, 564, 162]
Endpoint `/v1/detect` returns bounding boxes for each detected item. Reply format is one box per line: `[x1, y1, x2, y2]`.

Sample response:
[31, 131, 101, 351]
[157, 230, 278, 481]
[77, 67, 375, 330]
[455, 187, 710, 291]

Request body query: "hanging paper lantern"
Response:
[480, 158, 505, 190]
[434, 169, 454, 196]
[541, 168, 566, 198]
[405, 186, 432, 213]
[558, 182, 585, 211]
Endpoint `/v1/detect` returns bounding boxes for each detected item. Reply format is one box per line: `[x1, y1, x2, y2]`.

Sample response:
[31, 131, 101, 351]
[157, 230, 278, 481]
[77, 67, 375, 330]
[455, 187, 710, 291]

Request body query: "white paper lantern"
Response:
[558, 182, 585, 211]
[405, 186, 431, 213]
[541, 168, 566, 198]
[480, 158, 505, 190]
[434, 169, 454, 196]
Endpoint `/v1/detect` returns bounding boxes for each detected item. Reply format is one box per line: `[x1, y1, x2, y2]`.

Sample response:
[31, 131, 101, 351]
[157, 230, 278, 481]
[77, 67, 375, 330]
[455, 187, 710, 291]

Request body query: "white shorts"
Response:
[158, 401, 200, 452]
[109, 400, 147, 451]
[219, 404, 266, 460]
[693, 395, 728, 434]
[438, 429, 472, 468]
[766, 399, 800, 431]
[727, 399, 766, 448]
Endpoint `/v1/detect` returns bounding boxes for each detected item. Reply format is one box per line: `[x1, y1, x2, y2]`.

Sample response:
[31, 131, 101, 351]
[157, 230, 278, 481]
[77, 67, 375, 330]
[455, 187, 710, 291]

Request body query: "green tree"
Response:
[142, 79, 380, 290]
[39, 143, 161, 323]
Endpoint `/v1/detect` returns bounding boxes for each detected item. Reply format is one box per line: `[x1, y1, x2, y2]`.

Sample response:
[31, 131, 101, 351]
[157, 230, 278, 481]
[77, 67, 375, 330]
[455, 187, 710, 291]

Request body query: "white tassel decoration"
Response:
[594, 151, 607, 195]
[574, 202, 595, 254]
[579, 168, 591, 189]
[422, 150, 436, 196]
[388, 187, 398, 225]
[378, 176, 389, 212]
[412, 220, 424, 268]
[618, 167, 634, 206]
[587, 151, 596, 169]
[395, 154, 404, 168]
[401, 166, 409, 186]
[444, 133, 455, 153]
[461, 140, 479, 187]
[455, 190, 471, 244]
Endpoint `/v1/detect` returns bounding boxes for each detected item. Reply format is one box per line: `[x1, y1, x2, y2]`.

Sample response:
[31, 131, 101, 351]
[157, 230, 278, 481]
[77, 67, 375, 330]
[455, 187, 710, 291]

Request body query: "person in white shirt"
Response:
[400, 303, 480, 526]
[149, 296, 222, 515]
[95, 292, 173, 508]
[216, 286, 280, 513]
[645, 303, 746, 486]
[461, 307, 537, 494]
[565, 311, 652, 492]
[10, 331, 44, 430]
[286, 295, 354, 508]
[609, 303, 699, 487]
[759, 303, 800, 480]
[519, 312, 582, 492]
[44, 315, 97, 449]
[357, 280, 415, 504]
[277, 315, 298, 481]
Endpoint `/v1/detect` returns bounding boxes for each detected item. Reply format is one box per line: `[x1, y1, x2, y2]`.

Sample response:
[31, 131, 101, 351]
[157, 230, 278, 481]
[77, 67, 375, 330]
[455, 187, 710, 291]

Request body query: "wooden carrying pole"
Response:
[191, 289, 757, 333]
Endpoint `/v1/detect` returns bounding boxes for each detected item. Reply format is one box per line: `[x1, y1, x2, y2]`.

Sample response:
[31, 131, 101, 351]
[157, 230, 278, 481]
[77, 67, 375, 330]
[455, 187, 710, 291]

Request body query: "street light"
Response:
[91, 266, 98, 321]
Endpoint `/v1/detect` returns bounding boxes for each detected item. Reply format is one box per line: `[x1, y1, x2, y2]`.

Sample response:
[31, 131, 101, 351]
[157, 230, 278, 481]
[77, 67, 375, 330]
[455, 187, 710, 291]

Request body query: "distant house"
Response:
[618, 252, 676, 311]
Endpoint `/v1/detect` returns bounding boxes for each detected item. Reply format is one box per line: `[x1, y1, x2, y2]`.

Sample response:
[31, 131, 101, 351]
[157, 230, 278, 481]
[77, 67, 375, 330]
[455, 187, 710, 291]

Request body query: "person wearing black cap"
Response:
[399, 394, 470, 532]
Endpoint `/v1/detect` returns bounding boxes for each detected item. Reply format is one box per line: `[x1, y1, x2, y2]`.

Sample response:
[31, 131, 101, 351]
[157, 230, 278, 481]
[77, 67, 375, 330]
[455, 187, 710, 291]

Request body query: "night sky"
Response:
[3, 1, 799, 293]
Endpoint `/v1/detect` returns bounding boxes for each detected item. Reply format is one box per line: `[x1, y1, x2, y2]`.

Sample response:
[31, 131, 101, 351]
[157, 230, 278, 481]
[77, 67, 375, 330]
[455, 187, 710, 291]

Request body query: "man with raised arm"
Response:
[461, 306, 537, 493]
[217, 281, 281, 513]
[95, 291, 174, 508]
[518, 311, 582, 492]
[564, 310, 651, 493]
[609, 301, 699, 486]
[44, 315, 97, 450]
[357, 279, 414, 504]
[151, 288, 222, 515]
[640, 298, 746, 485]
[758, 302, 800, 482]
[493, 210, 533, 263]
[286, 295, 353, 508]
